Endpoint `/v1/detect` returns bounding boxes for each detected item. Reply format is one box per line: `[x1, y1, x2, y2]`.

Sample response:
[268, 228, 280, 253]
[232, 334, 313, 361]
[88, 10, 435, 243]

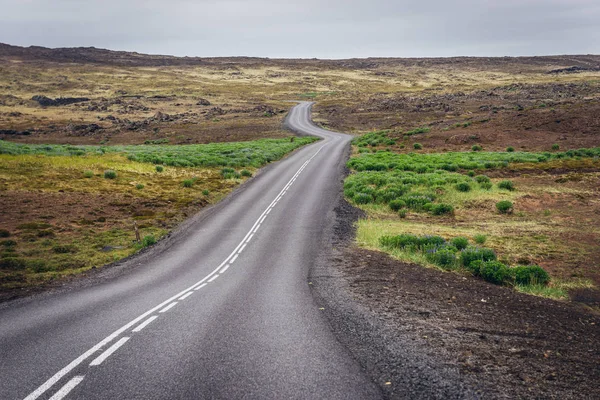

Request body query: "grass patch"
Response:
[0, 137, 319, 168]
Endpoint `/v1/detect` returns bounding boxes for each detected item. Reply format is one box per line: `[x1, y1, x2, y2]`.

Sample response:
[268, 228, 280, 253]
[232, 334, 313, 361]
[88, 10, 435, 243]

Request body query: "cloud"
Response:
[0, 0, 598, 57]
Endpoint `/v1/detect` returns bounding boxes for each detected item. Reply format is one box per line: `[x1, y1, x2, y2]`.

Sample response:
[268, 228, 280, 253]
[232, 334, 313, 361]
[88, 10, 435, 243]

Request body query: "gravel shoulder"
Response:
[310, 194, 600, 399]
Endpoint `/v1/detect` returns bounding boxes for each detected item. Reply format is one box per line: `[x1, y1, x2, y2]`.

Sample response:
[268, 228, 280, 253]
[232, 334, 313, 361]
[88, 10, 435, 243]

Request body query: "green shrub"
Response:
[136, 183, 145, 190]
[460, 247, 497, 267]
[465, 260, 484, 275]
[0, 257, 27, 270]
[182, 179, 194, 188]
[241, 169, 252, 177]
[506, 147, 515, 152]
[354, 193, 373, 204]
[479, 261, 511, 284]
[53, 245, 76, 254]
[450, 237, 469, 251]
[479, 182, 493, 190]
[83, 170, 94, 178]
[0, 229, 10, 238]
[455, 182, 472, 192]
[496, 200, 513, 214]
[413, 143, 423, 150]
[431, 203, 454, 216]
[202, 189, 210, 196]
[406, 127, 430, 135]
[467, 170, 475, 177]
[472, 145, 483, 151]
[103, 170, 117, 179]
[511, 265, 550, 286]
[142, 235, 157, 247]
[475, 175, 490, 184]
[426, 248, 457, 270]
[155, 165, 164, 173]
[418, 235, 446, 249]
[497, 180, 515, 191]
[474, 234, 487, 245]
[399, 209, 407, 218]
[1, 240, 16, 247]
[551, 144, 560, 151]
[380, 234, 419, 248]
[389, 199, 406, 211]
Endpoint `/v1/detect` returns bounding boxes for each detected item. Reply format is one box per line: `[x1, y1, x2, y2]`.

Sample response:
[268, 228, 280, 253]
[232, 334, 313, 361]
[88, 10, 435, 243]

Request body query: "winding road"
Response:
[0, 102, 382, 399]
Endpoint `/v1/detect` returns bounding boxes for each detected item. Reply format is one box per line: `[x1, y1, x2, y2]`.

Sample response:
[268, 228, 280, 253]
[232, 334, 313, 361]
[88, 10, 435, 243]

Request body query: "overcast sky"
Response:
[1, 0, 598, 58]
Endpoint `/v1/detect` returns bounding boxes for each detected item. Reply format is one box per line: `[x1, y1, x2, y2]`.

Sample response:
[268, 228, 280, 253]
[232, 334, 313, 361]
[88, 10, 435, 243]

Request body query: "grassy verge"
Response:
[0, 136, 318, 292]
[348, 132, 599, 300]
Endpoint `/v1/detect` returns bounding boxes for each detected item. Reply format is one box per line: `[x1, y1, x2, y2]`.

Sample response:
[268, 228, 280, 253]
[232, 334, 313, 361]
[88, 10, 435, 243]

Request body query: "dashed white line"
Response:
[230, 254, 239, 264]
[48, 376, 85, 400]
[238, 243, 247, 253]
[266, 208, 272, 215]
[132, 316, 158, 333]
[253, 224, 261, 233]
[89, 337, 130, 366]
[208, 275, 219, 283]
[194, 283, 207, 291]
[220, 264, 230, 273]
[179, 292, 194, 301]
[246, 233, 254, 243]
[159, 302, 178, 313]
[24, 135, 330, 400]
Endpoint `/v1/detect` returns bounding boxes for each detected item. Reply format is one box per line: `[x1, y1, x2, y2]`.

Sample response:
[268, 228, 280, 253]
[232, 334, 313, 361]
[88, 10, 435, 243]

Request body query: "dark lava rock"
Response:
[0, 129, 31, 136]
[32, 95, 90, 107]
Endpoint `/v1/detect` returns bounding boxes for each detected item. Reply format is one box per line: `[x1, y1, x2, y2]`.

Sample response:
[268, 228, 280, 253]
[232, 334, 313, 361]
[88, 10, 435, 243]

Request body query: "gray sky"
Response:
[1, 0, 599, 58]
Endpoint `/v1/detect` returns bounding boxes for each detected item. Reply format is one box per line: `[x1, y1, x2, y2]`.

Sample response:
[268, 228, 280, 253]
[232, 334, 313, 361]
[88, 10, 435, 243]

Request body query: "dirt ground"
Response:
[336, 246, 600, 399]
[315, 82, 600, 152]
[313, 198, 600, 399]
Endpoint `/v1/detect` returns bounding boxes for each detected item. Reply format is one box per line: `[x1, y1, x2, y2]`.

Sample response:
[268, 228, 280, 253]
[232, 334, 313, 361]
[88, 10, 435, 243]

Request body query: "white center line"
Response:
[238, 243, 247, 253]
[246, 233, 254, 243]
[253, 224, 261, 233]
[220, 264, 230, 273]
[159, 302, 178, 313]
[194, 283, 207, 291]
[132, 316, 158, 333]
[48, 376, 85, 400]
[178, 292, 194, 301]
[89, 337, 130, 366]
[230, 254, 239, 264]
[208, 275, 219, 283]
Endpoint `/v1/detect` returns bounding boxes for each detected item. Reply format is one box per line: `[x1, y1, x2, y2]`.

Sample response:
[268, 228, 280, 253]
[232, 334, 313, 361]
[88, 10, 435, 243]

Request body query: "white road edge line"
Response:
[159, 302, 178, 313]
[179, 292, 194, 301]
[220, 264, 230, 274]
[208, 275, 219, 283]
[194, 283, 207, 291]
[89, 337, 130, 367]
[48, 375, 85, 400]
[132, 315, 158, 333]
[24, 138, 329, 400]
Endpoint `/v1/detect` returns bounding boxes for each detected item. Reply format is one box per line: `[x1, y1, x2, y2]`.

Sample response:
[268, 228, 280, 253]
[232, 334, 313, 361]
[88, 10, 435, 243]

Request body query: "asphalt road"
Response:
[0, 102, 382, 400]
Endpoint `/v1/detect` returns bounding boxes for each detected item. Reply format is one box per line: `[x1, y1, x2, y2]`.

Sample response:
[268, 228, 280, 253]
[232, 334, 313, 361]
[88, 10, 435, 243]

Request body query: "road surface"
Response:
[0, 102, 382, 399]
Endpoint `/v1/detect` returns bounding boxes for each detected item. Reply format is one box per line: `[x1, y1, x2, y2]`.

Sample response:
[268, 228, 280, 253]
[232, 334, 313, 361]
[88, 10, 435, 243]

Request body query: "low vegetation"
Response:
[0, 136, 317, 293]
[347, 136, 600, 300]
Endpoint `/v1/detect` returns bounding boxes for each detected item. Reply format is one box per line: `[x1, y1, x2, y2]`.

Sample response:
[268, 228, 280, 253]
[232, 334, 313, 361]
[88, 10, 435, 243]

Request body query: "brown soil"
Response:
[336, 246, 600, 398]
[316, 82, 600, 152]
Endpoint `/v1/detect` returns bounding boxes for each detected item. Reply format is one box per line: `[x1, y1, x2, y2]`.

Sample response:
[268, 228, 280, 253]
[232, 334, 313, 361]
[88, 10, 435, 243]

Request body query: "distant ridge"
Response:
[1, 42, 599, 70]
